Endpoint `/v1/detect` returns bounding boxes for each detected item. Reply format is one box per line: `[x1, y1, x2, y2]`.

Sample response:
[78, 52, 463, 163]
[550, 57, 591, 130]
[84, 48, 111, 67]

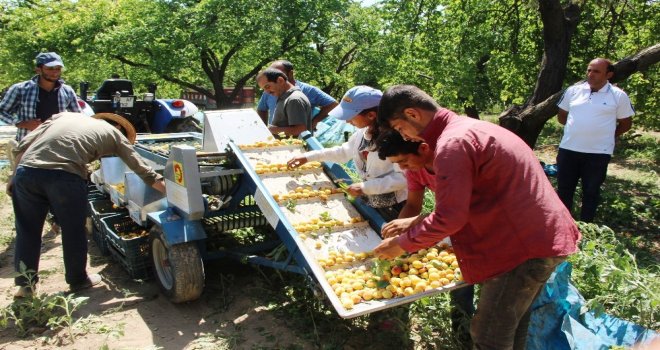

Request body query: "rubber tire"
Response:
[150, 227, 205, 303]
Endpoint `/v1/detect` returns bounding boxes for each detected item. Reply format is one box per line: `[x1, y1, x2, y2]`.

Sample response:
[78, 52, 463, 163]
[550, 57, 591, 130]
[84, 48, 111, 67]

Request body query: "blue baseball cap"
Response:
[35, 52, 64, 67]
[329, 85, 383, 121]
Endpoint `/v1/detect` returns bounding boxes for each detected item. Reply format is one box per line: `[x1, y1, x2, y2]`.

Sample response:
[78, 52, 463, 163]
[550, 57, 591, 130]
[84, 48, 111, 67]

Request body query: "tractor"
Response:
[80, 78, 201, 134]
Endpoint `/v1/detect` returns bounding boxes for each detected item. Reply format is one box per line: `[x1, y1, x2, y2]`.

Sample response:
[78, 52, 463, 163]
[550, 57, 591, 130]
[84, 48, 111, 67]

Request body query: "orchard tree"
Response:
[93, 0, 349, 107]
[0, 0, 350, 105]
[498, 0, 660, 147]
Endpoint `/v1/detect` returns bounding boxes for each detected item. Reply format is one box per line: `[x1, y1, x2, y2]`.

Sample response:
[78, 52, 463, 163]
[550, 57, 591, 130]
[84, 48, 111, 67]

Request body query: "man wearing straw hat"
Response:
[7, 112, 165, 298]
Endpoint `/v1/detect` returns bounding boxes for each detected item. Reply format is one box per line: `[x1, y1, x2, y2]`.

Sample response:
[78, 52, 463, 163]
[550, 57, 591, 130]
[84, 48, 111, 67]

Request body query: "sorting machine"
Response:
[90, 109, 463, 318]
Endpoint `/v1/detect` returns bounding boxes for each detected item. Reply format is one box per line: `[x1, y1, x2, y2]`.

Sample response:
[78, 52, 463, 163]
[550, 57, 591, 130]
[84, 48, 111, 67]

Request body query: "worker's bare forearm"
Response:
[268, 124, 306, 138]
[615, 117, 633, 137]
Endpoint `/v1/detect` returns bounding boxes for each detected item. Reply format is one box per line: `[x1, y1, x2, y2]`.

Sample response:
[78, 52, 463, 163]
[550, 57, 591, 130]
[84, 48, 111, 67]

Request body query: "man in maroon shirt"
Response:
[373, 85, 581, 349]
[377, 131, 475, 348]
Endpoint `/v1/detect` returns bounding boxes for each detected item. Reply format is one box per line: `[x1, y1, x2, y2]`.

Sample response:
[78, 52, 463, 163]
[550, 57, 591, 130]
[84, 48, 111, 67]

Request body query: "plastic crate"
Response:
[88, 200, 127, 231]
[100, 215, 152, 280]
[108, 243, 151, 280]
[91, 223, 110, 256]
[87, 190, 108, 201]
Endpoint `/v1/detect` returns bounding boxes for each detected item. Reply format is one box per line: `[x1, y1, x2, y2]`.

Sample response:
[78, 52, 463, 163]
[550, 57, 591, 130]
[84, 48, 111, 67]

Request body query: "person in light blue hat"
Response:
[287, 85, 407, 221]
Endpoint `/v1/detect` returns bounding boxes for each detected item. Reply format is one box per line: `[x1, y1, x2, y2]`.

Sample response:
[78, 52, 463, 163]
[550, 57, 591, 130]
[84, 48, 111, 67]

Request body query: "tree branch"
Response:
[336, 45, 358, 74]
[611, 43, 660, 83]
[112, 54, 213, 97]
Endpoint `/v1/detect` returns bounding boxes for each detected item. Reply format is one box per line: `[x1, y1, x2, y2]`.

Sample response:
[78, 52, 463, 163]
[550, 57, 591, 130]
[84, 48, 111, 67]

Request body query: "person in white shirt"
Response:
[556, 58, 634, 222]
[287, 86, 407, 221]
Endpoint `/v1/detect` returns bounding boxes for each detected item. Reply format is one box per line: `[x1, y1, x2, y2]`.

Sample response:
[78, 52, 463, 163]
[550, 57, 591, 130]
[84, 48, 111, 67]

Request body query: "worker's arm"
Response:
[114, 131, 162, 187]
[615, 117, 633, 137]
[270, 96, 311, 137]
[312, 101, 339, 128]
[556, 87, 573, 126]
[381, 190, 425, 238]
[5, 126, 43, 196]
[257, 110, 269, 125]
[557, 109, 568, 125]
[256, 94, 271, 125]
[5, 150, 24, 196]
[64, 85, 82, 112]
[0, 84, 21, 125]
[151, 178, 166, 193]
[268, 124, 307, 138]
[16, 120, 42, 130]
[398, 190, 425, 219]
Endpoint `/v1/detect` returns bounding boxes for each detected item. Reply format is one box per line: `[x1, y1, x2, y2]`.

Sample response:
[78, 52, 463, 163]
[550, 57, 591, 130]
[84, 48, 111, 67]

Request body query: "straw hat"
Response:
[92, 113, 137, 144]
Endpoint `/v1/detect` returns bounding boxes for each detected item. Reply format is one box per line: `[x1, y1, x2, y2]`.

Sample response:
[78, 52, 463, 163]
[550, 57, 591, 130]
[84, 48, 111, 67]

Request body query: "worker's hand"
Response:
[345, 184, 364, 197]
[381, 217, 418, 238]
[152, 178, 166, 193]
[374, 237, 405, 260]
[16, 119, 42, 131]
[287, 156, 308, 169]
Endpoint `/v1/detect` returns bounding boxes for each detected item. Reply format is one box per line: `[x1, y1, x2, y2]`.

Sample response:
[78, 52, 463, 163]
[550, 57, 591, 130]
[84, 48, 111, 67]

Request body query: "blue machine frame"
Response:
[146, 132, 387, 279]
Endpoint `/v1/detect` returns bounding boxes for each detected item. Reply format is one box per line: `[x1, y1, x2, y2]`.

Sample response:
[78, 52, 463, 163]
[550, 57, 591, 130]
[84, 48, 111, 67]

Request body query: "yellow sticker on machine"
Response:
[173, 161, 185, 186]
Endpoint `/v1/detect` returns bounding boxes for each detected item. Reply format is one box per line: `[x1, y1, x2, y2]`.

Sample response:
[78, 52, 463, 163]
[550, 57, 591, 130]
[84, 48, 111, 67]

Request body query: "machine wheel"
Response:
[150, 227, 205, 303]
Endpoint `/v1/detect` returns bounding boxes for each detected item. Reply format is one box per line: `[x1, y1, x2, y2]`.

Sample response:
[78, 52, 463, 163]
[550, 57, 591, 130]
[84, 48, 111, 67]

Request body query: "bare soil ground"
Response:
[0, 181, 318, 349]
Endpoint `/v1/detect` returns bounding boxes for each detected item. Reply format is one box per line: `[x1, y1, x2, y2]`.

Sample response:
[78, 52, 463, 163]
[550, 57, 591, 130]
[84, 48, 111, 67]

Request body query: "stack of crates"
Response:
[88, 199, 127, 255]
[87, 184, 108, 201]
[99, 215, 152, 279]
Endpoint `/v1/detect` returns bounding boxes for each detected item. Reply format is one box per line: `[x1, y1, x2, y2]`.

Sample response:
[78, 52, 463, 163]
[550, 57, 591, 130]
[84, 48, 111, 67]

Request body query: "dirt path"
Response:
[0, 183, 315, 349]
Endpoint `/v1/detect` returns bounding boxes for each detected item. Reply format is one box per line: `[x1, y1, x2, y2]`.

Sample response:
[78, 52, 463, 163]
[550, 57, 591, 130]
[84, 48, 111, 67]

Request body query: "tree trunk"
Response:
[499, 43, 660, 148]
[498, 0, 580, 147]
[527, 0, 581, 106]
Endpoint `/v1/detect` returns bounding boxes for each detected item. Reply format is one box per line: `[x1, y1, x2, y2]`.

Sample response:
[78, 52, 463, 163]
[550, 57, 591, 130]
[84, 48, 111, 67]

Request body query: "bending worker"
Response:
[8, 112, 165, 298]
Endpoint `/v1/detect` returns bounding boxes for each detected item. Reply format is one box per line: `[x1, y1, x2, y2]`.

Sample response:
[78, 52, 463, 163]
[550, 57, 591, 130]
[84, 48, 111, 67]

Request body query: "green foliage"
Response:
[284, 198, 298, 213]
[569, 222, 659, 329]
[1, 0, 657, 129]
[0, 265, 89, 338]
[409, 294, 466, 349]
[617, 133, 660, 165]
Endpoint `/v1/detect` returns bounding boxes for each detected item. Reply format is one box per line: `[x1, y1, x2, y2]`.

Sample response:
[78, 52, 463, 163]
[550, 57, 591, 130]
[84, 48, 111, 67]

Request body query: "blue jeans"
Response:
[556, 148, 611, 222]
[470, 257, 566, 350]
[12, 166, 89, 286]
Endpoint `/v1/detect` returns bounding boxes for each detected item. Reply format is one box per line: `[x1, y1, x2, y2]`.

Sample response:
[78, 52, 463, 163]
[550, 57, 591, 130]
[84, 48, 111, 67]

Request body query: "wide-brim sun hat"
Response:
[329, 85, 383, 121]
[92, 113, 137, 144]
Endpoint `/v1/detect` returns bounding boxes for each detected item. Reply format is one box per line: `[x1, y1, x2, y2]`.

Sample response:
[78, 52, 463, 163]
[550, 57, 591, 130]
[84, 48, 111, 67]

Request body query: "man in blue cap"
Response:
[0, 52, 82, 234]
[1, 52, 81, 142]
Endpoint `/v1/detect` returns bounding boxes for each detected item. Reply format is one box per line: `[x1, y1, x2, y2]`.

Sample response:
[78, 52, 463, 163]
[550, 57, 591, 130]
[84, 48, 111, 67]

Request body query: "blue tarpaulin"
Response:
[528, 262, 657, 349]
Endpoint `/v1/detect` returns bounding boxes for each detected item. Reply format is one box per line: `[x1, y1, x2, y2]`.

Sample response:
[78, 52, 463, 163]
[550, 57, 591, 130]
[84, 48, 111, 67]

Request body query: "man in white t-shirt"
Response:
[556, 58, 634, 222]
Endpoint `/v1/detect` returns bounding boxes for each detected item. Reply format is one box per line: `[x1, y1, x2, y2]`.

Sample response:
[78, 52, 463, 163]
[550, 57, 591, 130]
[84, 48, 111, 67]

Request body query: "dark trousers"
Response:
[556, 148, 611, 222]
[470, 257, 566, 350]
[450, 284, 475, 348]
[12, 166, 89, 286]
[375, 200, 406, 222]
